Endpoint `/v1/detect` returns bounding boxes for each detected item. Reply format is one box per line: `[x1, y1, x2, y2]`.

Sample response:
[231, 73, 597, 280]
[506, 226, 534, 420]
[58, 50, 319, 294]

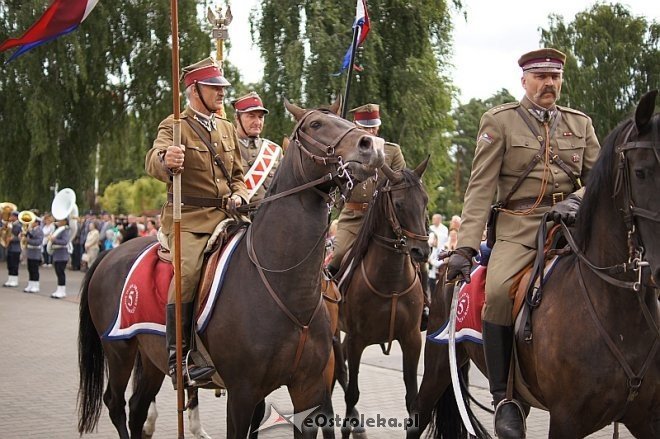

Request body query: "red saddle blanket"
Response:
[427, 265, 487, 345]
[102, 229, 245, 340]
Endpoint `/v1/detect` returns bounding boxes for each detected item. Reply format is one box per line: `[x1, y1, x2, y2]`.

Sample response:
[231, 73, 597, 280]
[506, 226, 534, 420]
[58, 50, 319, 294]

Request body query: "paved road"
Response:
[0, 265, 630, 438]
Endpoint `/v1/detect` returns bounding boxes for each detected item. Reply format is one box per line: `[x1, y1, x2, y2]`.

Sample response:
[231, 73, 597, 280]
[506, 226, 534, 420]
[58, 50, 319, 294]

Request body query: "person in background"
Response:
[428, 213, 449, 250]
[231, 91, 282, 203]
[41, 214, 54, 266]
[146, 219, 158, 237]
[24, 216, 44, 293]
[3, 211, 21, 287]
[49, 218, 71, 299]
[84, 221, 100, 267]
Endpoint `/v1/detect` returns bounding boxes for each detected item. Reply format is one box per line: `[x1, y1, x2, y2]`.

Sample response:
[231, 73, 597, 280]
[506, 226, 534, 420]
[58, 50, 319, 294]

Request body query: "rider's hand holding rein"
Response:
[446, 247, 477, 284]
[227, 194, 243, 215]
[163, 144, 186, 173]
[548, 192, 582, 226]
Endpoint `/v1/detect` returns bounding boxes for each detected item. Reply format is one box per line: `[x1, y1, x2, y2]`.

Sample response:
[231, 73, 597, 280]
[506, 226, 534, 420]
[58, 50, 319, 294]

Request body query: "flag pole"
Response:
[169, 0, 186, 437]
[341, 26, 360, 119]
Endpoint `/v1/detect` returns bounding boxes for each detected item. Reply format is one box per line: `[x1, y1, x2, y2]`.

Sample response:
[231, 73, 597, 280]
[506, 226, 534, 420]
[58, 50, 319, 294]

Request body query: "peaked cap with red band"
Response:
[518, 48, 566, 73]
[231, 91, 269, 114]
[181, 57, 230, 88]
[349, 103, 381, 127]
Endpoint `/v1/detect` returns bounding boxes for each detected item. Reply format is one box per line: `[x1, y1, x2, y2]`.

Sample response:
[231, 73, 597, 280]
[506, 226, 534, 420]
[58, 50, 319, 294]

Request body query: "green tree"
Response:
[0, 0, 212, 211]
[98, 176, 166, 215]
[436, 89, 515, 216]
[540, 3, 659, 140]
[255, 0, 461, 211]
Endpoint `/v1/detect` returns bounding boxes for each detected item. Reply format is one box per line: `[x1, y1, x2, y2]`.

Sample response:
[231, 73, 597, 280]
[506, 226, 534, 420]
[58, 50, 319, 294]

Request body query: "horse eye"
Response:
[310, 121, 321, 129]
[634, 169, 646, 179]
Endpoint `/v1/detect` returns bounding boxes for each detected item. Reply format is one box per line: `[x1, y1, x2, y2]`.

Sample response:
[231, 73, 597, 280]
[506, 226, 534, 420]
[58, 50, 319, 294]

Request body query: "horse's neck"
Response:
[248, 167, 328, 288]
[583, 193, 630, 268]
[365, 217, 415, 285]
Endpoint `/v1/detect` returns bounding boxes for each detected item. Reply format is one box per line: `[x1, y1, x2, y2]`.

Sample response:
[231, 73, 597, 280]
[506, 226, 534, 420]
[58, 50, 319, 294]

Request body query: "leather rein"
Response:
[244, 109, 362, 374]
[559, 121, 660, 412]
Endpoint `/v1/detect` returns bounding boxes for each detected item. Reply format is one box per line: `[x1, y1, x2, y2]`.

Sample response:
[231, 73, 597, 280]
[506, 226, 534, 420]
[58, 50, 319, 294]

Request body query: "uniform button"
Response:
[216, 178, 220, 183]
[554, 183, 560, 188]
[248, 160, 254, 166]
[553, 169, 558, 174]
[549, 160, 553, 164]
[525, 142, 529, 146]
[537, 136, 544, 142]
[214, 142, 218, 146]
[251, 153, 256, 157]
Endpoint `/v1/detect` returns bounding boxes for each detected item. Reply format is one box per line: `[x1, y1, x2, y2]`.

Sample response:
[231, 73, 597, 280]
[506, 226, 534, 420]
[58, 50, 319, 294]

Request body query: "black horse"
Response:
[410, 90, 660, 438]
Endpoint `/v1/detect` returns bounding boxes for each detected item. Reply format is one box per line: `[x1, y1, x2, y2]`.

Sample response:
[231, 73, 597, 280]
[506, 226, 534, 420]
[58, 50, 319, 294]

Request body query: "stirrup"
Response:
[494, 398, 526, 438]
[183, 351, 214, 388]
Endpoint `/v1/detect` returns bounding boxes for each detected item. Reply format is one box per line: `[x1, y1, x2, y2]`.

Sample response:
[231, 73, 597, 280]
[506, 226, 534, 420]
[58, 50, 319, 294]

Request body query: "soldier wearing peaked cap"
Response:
[327, 103, 406, 275]
[231, 91, 282, 203]
[145, 57, 248, 389]
[446, 48, 601, 437]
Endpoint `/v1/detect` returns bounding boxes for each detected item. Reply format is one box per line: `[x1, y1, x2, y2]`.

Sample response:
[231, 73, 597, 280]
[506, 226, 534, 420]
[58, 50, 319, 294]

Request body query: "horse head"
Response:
[581, 90, 660, 286]
[381, 156, 431, 263]
[284, 98, 384, 187]
[623, 90, 660, 283]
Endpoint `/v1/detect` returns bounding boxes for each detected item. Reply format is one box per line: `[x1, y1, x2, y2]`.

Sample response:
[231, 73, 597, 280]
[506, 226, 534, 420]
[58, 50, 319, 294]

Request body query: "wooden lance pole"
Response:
[207, 5, 232, 118]
[169, 0, 185, 436]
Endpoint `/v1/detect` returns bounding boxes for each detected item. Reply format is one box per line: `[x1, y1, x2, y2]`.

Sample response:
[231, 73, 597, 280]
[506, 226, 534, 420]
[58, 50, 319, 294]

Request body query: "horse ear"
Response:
[329, 95, 343, 116]
[635, 90, 658, 131]
[381, 164, 401, 183]
[284, 98, 306, 121]
[413, 155, 431, 179]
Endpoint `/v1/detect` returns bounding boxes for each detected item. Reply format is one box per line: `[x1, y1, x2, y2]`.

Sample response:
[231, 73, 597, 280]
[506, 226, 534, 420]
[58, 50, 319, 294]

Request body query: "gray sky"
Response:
[224, 0, 659, 104]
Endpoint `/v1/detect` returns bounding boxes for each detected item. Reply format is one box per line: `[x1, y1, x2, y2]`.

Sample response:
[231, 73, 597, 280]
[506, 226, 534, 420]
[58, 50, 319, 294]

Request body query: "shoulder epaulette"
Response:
[489, 102, 520, 115]
[557, 105, 588, 118]
[384, 141, 401, 148]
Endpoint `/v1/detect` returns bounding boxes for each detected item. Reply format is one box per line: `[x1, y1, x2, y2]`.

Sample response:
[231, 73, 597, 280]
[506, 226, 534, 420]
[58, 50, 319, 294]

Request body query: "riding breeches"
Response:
[483, 240, 536, 326]
[167, 231, 209, 304]
[329, 226, 356, 271]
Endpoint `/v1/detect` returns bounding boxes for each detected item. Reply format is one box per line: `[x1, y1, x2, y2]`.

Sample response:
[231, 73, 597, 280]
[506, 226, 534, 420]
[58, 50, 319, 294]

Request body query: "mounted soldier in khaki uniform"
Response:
[231, 91, 282, 203]
[446, 48, 601, 438]
[327, 104, 406, 276]
[145, 57, 249, 388]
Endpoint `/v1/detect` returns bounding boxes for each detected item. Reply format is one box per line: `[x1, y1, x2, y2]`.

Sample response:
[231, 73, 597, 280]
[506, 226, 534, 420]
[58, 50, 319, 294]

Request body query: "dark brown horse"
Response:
[336, 159, 430, 438]
[409, 90, 660, 438]
[77, 99, 386, 439]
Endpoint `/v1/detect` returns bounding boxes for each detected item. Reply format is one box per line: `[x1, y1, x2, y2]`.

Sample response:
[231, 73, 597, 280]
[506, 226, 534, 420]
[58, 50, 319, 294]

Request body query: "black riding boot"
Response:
[482, 322, 526, 438]
[166, 302, 215, 389]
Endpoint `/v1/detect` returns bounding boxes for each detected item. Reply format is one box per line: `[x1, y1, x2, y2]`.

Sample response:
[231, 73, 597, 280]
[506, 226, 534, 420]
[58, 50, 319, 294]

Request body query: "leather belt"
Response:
[167, 193, 227, 208]
[344, 202, 370, 212]
[505, 193, 565, 211]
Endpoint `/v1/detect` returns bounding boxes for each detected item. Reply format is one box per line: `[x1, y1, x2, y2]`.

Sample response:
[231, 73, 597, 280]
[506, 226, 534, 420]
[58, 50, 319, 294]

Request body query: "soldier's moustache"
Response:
[537, 86, 556, 98]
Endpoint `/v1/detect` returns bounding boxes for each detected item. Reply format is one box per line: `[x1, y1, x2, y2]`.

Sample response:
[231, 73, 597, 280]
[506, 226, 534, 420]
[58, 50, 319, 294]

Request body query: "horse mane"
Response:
[336, 168, 420, 289]
[576, 112, 660, 249]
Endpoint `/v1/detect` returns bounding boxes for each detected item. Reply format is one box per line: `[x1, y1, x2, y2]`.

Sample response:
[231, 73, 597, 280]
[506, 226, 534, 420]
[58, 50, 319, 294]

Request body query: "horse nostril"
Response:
[358, 135, 373, 152]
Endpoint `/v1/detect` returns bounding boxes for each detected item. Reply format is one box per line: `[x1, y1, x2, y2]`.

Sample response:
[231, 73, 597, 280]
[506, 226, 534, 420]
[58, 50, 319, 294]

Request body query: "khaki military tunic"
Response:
[238, 137, 281, 203]
[457, 96, 600, 325]
[145, 106, 249, 303]
[329, 141, 406, 270]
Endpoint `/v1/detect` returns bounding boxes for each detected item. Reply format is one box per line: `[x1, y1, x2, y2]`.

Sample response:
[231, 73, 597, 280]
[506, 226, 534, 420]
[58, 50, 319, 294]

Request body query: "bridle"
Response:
[372, 178, 429, 255]
[561, 120, 660, 292]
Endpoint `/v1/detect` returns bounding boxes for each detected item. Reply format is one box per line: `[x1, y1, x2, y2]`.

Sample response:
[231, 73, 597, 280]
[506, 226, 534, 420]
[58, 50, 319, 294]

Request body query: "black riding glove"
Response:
[548, 193, 582, 226]
[446, 247, 477, 284]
